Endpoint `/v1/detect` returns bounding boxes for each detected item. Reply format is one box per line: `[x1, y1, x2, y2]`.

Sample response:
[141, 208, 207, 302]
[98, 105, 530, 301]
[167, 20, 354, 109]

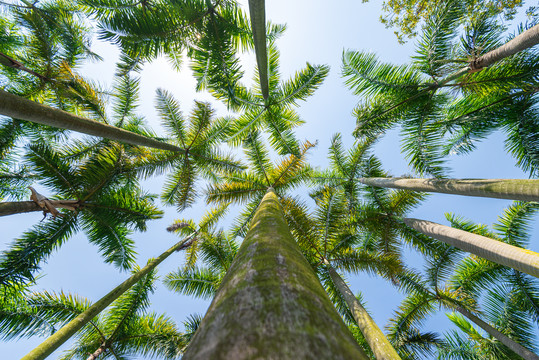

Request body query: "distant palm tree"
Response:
[17, 234, 196, 360]
[343, 3, 539, 176]
[0, 139, 162, 286]
[206, 131, 316, 236]
[387, 240, 539, 359]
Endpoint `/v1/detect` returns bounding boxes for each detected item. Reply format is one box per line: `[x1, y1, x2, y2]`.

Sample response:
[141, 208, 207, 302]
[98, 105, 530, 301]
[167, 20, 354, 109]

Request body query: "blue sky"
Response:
[3, 0, 538, 358]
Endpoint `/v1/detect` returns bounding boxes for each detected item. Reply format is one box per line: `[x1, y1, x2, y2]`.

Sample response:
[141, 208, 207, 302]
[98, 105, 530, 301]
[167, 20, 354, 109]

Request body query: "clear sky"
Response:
[3, 0, 538, 358]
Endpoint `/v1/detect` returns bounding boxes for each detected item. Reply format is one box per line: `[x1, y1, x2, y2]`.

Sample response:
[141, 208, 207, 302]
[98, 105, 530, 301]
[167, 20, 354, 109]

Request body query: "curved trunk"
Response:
[470, 24, 539, 70]
[455, 306, 539, 360]
[0, 89, 184, 153]
[182, 189, 368, 359]
[248, 0, 269, 100]
[403, 218, 539, 278]
[21, 236, 195, 360]
[0, 200, 79, 217]
[359, 178, 539, 202]
[326, 264, 401, 359]
[86, 343, 106, 360]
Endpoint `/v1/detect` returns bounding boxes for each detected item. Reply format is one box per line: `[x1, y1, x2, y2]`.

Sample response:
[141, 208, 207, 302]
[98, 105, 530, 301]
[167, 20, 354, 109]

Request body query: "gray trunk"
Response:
[182, 189, 369, 359]
[327, 264, 401, 359]
[359, 178, 539, 202]
[456, 306, 539, 360]
[86, 343, 106, 360]
[470, 24, 539, 70]
[403, 218, 539, 278]
[0, 200, 78, 217]
[0, 89, 184, 153]
[248, 0, 269, 100]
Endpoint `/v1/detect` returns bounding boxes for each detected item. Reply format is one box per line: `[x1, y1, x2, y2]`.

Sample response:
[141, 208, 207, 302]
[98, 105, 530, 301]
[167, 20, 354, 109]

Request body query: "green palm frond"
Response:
[0, 214, 78, 286]
[164, 266, 220, 300]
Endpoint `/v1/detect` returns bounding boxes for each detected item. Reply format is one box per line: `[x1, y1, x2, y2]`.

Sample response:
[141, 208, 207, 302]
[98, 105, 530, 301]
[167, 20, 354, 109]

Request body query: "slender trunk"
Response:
[455, 306, 539, 360]
[182, 189, 368, 359]
[359, 178, 539, 202]
[470, 24, 539, 71]
[86, 343, 106, 360]
[0, 89, 184, 153]
[248, 0, 269, 100]
[0, 200, 79, 217]
[21, 236, 194, 360]
[326, 264, 401, 360]
[403, 218, 539, 278]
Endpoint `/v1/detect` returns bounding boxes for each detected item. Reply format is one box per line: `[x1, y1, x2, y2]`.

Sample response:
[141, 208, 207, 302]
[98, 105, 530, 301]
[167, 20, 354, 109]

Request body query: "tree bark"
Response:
[403, 218, 539, 278]
[182, 189, 368, 359]
[0, 89, 184, 153]
[326, 264, 401, 360]
[86, 343, 106, 360]
[455, 306, 539, 360]
[248, 0, 269, 100]
[470, 24, 539, 70]
[0, 200, 79, 217]
[21, 236, 194, 360]
[359, 178, 539, 202]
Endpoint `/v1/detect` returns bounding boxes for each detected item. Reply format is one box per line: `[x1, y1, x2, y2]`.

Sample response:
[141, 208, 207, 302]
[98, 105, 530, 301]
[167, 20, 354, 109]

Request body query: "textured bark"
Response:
[455, 306, 539, 360]
[86, 344, 106, 360]
[470, 24, 539, 70]
[0, 89, 184, 153]
[403, 218, 539, 278]
[0, 200, 78, 216]
[21, 236, 194, 360]
[183, 189, 368, 359]
[248, 0, 269, 100]
[327, 264, 401, 360]
[359, 178, 539, 202]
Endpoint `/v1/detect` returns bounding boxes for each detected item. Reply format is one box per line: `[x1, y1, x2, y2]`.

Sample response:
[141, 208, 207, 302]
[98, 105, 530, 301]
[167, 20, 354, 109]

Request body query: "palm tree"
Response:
[358, 177, 539, 202]
[387, 241, 539, 359]
[343, 3, 539, 176]
[151, 90, 244, 211]
[19, 234, 196, 360]
[181, 188, 369, 359]
[224, 43, 328, 156]
[282, 188, 402, 359]
[206, 131, 316, 235]
[0, 139, 162, 286]
[0, 270, 193, 360]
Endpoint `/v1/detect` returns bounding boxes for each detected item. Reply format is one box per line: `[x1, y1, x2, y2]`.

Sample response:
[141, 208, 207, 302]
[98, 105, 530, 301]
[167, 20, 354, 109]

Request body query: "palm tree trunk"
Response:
[326, 263, 401, 360]
[403, 218, 539, 278]
[0, 89, 184, 153]
[359, 178, 539, 202]
[86, 343, 106, 360]
[0, 200, 79, 217]
[470, 24, 539, 70]
[455, 306, 539, 360]
[21, 236, 195, 360]
[248, 0, 269, 100]
[182, 189, 369, 359]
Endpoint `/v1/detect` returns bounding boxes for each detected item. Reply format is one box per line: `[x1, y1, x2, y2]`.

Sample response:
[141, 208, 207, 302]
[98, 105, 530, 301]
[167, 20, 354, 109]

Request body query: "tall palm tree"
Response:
[223, 43, 328, 156]
[19, 233, 196, 360]
[0, 269, 191, 360]
[181, 188, 369, 359]
[151, 90, 244, 211]
[0, 139, 163, 286]
[282, 188, 402, 359]
[343, 3, 539, 176]
[206, 131, 316, 235]
[387, 241, 539, 359]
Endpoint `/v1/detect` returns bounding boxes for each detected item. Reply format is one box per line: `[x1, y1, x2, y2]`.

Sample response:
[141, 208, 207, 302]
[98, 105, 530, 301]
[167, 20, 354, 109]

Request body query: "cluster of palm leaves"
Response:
[0, 0, 538, 359]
